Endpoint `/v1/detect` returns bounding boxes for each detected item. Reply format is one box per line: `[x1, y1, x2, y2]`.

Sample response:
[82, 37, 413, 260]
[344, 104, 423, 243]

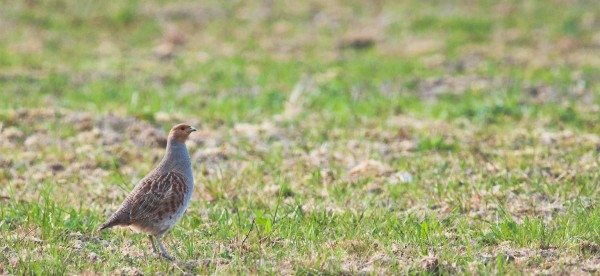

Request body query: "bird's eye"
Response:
[180, 127, 185, 130]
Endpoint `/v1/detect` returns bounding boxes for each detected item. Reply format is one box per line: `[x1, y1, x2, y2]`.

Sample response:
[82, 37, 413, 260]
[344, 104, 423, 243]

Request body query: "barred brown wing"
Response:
[128, 171, 188, 222]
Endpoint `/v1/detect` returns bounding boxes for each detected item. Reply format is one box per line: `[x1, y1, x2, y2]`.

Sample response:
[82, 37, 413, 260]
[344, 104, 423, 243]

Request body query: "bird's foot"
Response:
[155, 237, 173, 260]
[160, 252, 174, 261]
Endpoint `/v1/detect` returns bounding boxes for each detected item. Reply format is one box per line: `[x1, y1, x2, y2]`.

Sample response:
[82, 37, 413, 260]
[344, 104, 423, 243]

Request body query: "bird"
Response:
[99, 123, 196, 260]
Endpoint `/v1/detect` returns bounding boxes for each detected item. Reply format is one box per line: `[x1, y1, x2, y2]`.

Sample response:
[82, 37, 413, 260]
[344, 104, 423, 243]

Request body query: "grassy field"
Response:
[1, 0, 600, 274]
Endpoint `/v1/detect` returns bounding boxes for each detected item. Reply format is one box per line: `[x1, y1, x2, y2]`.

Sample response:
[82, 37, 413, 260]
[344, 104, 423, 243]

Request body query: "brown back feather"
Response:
[128, 171, 188, 223]
[98, 171, 188, 231]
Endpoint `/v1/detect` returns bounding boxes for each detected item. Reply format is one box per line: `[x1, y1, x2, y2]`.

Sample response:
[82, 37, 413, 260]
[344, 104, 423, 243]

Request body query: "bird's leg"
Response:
[148, 235, 158, 254]
[156, 236, 173, 260]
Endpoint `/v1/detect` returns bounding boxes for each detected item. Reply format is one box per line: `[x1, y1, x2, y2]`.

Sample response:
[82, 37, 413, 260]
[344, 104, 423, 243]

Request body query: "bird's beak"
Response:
[190, 127, 197, 132]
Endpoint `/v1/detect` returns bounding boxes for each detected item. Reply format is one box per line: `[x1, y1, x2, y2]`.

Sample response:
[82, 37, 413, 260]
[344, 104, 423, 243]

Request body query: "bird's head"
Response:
[168, 123, 197, 143]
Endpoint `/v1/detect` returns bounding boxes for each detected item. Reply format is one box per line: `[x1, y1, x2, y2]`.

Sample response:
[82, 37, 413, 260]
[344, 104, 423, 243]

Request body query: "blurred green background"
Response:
[1, 0, 599, 128]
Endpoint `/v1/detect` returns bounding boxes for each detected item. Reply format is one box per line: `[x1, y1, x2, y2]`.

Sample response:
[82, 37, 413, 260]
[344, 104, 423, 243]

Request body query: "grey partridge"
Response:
[99, 123, 196, 260]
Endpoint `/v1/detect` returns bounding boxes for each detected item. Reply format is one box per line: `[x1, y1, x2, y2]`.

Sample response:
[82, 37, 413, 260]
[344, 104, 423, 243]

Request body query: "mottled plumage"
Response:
[99, 123, 196, 260]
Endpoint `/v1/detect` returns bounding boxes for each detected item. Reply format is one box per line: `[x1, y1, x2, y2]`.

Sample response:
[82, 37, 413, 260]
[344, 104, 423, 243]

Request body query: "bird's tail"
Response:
[98, 221, 114, 231]
[98, 209, 129, 231]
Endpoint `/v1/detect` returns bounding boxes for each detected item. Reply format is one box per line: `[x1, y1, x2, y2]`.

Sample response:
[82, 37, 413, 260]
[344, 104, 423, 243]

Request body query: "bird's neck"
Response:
[159, 138, 191, 173]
